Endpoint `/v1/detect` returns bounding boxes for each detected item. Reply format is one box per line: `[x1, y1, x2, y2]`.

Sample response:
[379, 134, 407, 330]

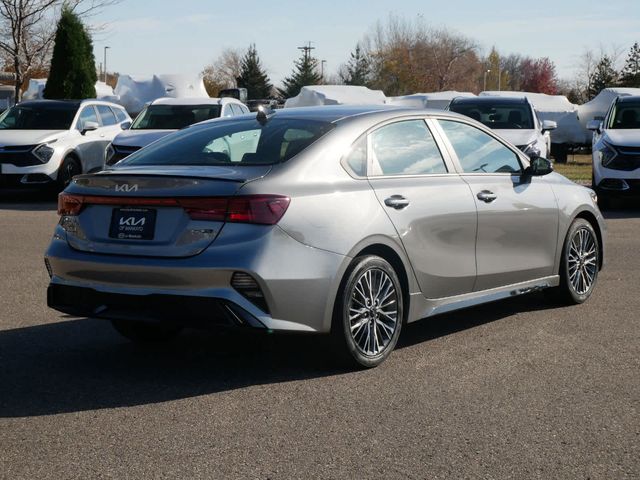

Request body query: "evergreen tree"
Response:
[278, 49, 323, 99]
[619, 42, 640, 87]
[588, 55, 618, 99]
[236, 44, 273, 99]
[340, 44, 371, 86]
[43, 7, 97, 100]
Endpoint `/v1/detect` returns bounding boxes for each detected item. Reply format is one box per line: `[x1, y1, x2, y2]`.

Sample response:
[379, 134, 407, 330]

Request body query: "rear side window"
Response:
[96, 105, 117, 126]
[438, 119, 522, 174]
[119, 118, 335, 167]
[369, 120, 447, 176]
[343, 136, 367, 177]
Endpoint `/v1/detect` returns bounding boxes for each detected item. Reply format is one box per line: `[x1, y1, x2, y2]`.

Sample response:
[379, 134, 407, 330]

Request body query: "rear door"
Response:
[434, 118, 559, 291]
[365, 118, 478, 299]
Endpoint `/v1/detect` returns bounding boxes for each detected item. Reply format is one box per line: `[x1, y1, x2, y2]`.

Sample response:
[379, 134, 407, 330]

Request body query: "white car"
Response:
[588, 95, 640, 205]
[105, 97, 250, 165]
[448, 96, 557, 159]
[0, 99, 131, 189]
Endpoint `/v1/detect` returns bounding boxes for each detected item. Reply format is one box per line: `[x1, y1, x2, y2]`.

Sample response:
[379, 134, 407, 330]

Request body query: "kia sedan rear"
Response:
[45, 106, 605, 368]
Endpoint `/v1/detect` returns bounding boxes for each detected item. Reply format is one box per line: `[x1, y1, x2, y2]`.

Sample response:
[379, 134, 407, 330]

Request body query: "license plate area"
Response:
[109, 207, 157, 240]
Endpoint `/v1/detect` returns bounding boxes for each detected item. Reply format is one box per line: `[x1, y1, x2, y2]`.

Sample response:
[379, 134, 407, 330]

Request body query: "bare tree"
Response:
[0, 0, 119, 103]
[201, 47, 243, 96]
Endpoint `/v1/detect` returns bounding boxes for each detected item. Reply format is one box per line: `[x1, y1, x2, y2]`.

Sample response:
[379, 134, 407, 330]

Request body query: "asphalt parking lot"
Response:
[0, 193, 638, 479]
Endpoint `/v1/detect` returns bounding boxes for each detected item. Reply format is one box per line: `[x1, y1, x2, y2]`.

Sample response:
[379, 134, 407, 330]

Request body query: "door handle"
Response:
[477, 190, 497, 203]
[384, 195, 410, 210]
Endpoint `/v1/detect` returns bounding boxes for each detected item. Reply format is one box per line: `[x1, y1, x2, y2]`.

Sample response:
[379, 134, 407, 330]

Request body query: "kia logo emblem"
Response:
[115, 184, 138, 192]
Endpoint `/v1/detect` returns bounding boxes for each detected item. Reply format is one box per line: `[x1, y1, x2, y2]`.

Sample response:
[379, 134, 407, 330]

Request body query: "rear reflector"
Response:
[58, 193, 290, 225]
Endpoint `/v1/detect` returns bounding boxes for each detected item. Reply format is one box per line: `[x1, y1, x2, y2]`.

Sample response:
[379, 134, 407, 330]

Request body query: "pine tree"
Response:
[340, 44, 371, 86]
[236, 44, 273, 99]
[278, 49, 323, 99]
[44, 7, 97, 100]
[588, 55, 618, 99]
[619, 42, 640, 87]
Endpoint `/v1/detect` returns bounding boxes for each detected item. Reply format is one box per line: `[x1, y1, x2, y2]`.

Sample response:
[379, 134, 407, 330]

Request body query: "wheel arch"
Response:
[573, 210, 604, 270]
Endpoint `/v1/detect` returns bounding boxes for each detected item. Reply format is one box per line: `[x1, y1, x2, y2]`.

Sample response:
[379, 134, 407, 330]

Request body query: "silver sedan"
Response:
[45, 106, 606, 368]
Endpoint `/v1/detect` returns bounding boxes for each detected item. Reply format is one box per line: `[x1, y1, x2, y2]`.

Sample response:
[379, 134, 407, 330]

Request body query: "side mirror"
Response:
[121, 121, 132, 130]
[81, 121, 99, 135]
[525, 157, 553, 176]
[541, 120, 557, 133]
[586, 120, 602, 133]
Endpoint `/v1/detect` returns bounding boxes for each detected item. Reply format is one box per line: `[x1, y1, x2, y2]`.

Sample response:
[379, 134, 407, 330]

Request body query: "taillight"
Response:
[56, 193, 290, 225]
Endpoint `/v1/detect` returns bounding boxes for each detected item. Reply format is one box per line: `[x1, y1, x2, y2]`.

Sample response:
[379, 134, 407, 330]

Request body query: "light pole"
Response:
[103, 46, 110, 83]
[498, 65, 501, 91]
[483, 69, 490, 91]
[321, 60, 327, 81]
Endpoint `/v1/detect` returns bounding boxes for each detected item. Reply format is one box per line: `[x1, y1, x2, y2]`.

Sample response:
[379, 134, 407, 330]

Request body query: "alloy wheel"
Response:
[567, 227, 598, 295]
[348, 268, 399, 357]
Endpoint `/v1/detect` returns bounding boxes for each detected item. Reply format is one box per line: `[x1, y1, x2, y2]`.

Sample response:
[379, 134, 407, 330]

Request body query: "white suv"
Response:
[0, 99, 131, 190]
[448, 96, 557, 159]
[105, 97, 249, 165]
[589, 95, 640, 205]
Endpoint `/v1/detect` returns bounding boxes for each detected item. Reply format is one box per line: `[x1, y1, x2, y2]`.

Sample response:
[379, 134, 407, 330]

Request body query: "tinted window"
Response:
[439, 119, 522, 174]
[449, 101, 534, 129]
[113, 107, 128, 123]
[77, 106, 98, 131]
[0, 103, 78, 130]
[119, 118, 334, 167]
[608, 102, 640, 129]
[96, 105, 117, 126]
[343, 136, 367, 177]
[369, 120, 447, 176]
[131, 105, 222, 130]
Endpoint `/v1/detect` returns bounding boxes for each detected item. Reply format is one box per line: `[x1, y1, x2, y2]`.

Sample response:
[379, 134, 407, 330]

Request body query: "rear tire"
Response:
[331, 255, 403, 369]
[110, 319, 182, 343]
[551, 218, 599, 305]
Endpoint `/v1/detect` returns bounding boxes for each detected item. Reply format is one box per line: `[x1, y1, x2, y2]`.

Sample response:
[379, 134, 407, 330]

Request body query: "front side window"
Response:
[77, 106, 99, 131]
[438, 119, 522, 174]
[369, 120, 447, 176]
[119, 118, 334, 167]
[96, 105, 117, 126]
[131, 105, 222, 130]
[114, 107, 128, 123]
[608, 102, 640, 129]
[449, 101, 534, 130]
[0, 103, 78, 130]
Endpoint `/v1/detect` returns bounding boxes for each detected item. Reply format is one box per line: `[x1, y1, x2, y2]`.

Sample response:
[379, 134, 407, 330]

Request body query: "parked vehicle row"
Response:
[45, 106, 605, 368]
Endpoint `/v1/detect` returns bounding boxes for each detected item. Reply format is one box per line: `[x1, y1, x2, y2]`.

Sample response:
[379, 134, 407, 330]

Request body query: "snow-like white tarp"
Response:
[114, 74, 209, 115]
[284, 85, 387, 108]
[22, 79, 47, 101]
[94, 81, 118, 102]
[577, 87, 640, 131]
[386, 91, 475, 110]
[480, 91, 585, 144]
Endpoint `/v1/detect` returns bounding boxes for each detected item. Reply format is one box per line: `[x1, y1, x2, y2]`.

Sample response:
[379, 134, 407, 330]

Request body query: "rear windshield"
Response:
[449, 102, 534, 130]
[608, 102, 640, 129]
[118, 117, 335, 167]
[131, 104, 222, 130]
[0, 103, 77, 130]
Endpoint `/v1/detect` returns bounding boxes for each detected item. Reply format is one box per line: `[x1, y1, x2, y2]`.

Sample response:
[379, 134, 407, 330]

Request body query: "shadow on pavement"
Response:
[0, 189, 57, 211]
[0, 292, 558, 418]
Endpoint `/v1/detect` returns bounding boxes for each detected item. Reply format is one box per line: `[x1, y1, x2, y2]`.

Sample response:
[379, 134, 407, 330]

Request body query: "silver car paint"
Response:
[45, 106, 606, 334]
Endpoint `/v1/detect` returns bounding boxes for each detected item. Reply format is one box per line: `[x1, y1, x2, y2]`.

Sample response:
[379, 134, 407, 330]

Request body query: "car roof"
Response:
[17, 99, 82, 108]
[149, 97, 243, 106]
[450, 96, 528, 105]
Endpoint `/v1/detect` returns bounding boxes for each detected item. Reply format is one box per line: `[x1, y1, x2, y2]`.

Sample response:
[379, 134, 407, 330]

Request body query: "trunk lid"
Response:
[62, 166, 270, 257]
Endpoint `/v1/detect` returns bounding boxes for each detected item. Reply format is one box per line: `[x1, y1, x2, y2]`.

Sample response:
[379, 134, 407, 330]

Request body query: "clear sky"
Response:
[90, 0, 640, 86]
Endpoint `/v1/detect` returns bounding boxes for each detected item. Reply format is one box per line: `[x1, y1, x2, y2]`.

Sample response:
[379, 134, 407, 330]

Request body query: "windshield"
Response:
[608, 102, 640, 129]
[118, 117, 335, 167]
[0, 103, 77, 130]
[131, 104, 222, 130]
[449, 102, 534, 130]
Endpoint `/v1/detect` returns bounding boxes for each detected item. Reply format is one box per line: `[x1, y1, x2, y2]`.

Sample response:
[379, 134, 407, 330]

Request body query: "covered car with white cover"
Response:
[386, 91, 475, 110]
[578, 87, 640, 133]
[114, 74, 210, 116]
[284, 85, 386, 108]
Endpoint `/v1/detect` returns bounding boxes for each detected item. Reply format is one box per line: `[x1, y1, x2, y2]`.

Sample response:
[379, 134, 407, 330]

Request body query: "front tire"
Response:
[331, 256, 403, 368]
[57, 156, 81, 191]
[554, 218, 599, 304]
[110, 319, 182, 344]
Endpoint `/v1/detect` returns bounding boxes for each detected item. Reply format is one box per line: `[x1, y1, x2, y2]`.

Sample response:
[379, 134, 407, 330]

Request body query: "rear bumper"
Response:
[45, 223, 349, 333]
